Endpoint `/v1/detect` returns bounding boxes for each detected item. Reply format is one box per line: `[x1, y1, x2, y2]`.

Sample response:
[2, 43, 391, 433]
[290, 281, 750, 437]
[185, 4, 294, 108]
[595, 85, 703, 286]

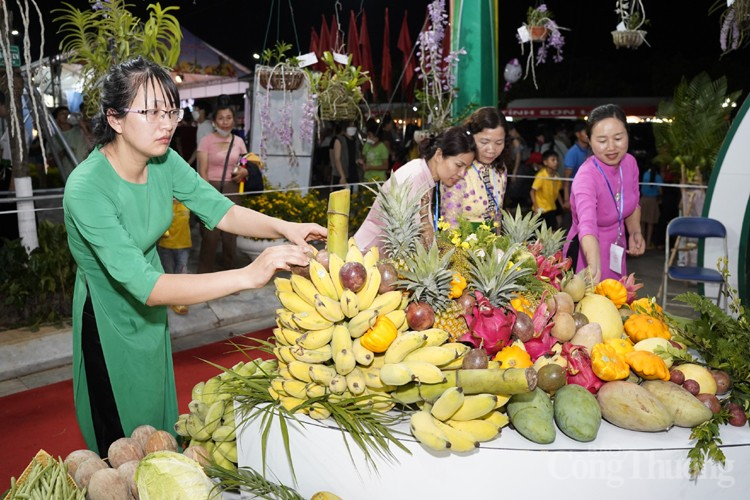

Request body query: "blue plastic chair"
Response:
[660, 217, 727, 311]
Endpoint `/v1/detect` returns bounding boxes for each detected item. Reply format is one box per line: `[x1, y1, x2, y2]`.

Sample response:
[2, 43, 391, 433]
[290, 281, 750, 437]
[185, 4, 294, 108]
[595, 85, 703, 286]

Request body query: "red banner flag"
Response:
[320, 15, 331, 55]
[381, 8, 393, 94]
[359, 9, 375, 97]
[309, 27, 321, 70]
[347, 10, 361, 68]
[397, 10, 415, 91]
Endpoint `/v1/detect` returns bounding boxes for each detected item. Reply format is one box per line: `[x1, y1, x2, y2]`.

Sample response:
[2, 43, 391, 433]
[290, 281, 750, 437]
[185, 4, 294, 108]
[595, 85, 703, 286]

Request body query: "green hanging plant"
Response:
[53, 0, 182, 117]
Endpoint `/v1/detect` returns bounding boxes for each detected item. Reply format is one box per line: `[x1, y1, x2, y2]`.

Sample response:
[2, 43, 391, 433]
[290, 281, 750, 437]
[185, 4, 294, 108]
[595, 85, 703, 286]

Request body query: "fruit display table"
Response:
[237, 413, 750, 499]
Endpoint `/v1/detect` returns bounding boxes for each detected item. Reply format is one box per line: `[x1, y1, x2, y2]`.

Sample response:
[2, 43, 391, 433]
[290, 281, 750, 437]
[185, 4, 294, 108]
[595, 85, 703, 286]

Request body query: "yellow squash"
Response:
[360, 315, 398, 353]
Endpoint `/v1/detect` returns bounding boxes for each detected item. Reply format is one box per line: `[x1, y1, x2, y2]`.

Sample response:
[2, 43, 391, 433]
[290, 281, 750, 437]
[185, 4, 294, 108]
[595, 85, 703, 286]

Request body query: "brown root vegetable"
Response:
[64, 449, 101, 478]
[117, 460, 140, 500]
[74, 457, 109, 490]
[130, 424, 157, 451]
[711, 370, 732, 395]
[108, 437, 144, 468]
[88, 468, 130, 500]
[696, 393, 721, 414]
[550, 312, 576, 342]
[143, 430, 178, 454]
[554, 292, 575, 315]
[726, 402, 748, 427]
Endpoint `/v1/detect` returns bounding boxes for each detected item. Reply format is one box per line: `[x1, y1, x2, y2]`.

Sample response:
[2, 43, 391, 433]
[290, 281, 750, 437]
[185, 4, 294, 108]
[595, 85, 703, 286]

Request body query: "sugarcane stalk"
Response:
[391, 368, 537, 405]
[327, 189, 350, 260]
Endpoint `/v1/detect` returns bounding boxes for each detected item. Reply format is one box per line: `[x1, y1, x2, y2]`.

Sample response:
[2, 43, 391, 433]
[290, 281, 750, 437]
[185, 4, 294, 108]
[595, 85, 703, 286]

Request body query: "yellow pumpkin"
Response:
[448, 273, 468, 299]
[594, 279, 628, 308]
[360, 316, 398, 353]
[603, 337, 634, 357]
[624, 350, 670, 381]
[493, 344, 533, 369]
[630, 297, 664, 317]
[623, 314, 671, 343]
[591, 343, 630, 381]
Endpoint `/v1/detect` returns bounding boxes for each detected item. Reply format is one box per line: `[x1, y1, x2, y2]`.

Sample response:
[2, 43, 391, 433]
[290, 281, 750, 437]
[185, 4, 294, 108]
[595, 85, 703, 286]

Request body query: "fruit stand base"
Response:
[237, 411, 750, 499]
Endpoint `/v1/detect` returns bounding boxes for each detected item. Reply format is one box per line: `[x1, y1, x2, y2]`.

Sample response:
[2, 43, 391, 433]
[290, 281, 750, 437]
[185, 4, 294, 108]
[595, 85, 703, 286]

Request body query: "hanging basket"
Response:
[611, 30, 647, 49]
[257, 66, 304, 91]
[317, 82, 361, 121]
[528, 26, 549, 42]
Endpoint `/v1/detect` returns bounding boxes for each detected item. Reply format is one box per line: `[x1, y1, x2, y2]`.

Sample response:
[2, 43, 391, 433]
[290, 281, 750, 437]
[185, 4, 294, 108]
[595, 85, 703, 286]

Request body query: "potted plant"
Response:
[612, 0, 649, 49]
[256, 41, 304, 91]
[517, 4, 567, 89]
[306, 51, 370, 123]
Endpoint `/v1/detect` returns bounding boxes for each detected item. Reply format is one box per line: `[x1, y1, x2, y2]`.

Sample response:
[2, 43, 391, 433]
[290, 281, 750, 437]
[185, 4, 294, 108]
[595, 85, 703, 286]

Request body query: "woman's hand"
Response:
[282, 222, 327, 248]
[627, 231, 645, 256]
[231, 166, 247, 183]
[242, 244, 311, 288]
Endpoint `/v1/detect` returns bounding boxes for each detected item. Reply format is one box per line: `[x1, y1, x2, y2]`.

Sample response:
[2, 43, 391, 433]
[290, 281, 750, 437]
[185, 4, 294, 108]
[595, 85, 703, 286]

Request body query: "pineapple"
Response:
[373, 177, 424, 269]
[399, 244, 469, 340]
[501, 206, 543, 245]
[468, 243, 534, 309]
[534, 222, 567, 257]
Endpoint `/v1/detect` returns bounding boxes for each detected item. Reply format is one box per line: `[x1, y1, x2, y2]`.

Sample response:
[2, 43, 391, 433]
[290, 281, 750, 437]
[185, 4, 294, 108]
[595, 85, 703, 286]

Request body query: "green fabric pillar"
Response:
[452, 0, 499, 117]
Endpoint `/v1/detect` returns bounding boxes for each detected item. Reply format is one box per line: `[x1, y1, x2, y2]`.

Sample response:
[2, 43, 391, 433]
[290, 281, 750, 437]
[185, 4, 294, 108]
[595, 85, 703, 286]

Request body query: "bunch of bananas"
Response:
[174, 358, 277, 470]
[409, 388, 509, 452]
[271, 242, 409, 417]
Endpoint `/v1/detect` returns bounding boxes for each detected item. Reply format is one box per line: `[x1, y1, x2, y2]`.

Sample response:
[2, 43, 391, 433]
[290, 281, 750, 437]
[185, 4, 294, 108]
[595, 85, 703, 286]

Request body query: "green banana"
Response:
[215, 440, 238, 463]
[174, 414, 190, 437]
[212, 425, 237, 442]
[191, 381, 205, 402]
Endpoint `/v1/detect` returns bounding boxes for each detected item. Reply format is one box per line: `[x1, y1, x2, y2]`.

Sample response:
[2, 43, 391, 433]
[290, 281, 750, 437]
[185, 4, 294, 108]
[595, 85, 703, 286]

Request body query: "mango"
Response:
[641, 380, 713, 427]
[553, 384, 601, 442]
[597, 381, 674, 432]
[507, 388, 555, 444]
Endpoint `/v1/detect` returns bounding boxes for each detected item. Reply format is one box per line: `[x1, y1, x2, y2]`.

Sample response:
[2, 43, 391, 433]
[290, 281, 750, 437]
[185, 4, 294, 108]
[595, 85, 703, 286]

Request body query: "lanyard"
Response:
[433, 182, 440, 232]
[593, 158, 624, 243]
[472, 161, 500, 211]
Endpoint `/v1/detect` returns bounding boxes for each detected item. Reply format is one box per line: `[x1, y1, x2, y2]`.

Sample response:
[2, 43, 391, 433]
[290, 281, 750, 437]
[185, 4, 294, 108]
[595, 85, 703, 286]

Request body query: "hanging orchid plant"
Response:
[710, 0, 750, 55]
[516, 4, 568, 90]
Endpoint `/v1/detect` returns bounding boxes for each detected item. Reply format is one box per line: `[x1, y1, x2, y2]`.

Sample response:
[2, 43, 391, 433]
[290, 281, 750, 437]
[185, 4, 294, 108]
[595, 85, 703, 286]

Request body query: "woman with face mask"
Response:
[360, 118, 390, 182]
[196, 96, 248, 272]
[331, 120, 362, 190]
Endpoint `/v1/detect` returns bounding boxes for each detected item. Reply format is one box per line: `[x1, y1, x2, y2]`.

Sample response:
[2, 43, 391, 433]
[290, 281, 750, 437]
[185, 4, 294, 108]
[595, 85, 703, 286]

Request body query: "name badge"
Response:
[610, 243, 624, 275]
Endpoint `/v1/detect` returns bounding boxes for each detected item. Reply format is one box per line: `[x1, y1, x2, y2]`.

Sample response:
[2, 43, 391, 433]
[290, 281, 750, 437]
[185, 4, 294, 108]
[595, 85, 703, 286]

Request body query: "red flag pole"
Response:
[397, 10, 416, 98]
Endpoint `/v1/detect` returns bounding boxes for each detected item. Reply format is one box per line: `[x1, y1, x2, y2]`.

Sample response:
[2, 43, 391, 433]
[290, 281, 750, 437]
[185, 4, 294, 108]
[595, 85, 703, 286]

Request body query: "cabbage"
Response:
[135, 451, 221, 499]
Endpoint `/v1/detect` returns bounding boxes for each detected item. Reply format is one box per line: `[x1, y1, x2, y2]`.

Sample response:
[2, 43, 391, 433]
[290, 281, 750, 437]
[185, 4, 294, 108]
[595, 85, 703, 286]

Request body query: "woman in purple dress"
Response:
[564, 104, 645, 282]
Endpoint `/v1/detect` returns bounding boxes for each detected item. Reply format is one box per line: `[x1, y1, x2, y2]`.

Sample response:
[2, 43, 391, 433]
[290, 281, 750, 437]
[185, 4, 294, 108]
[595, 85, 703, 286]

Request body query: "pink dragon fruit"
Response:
[619, 273, 644, 304]
[561, 342, 604, 394]
[523, 293, 559, 361]
[534, 251, 572, 291]
[461, 291, 516, 357]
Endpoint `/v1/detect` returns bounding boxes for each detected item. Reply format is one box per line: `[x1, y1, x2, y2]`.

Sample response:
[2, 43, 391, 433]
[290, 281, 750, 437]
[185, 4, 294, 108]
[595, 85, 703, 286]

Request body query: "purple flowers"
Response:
[519, 4, 568, 89]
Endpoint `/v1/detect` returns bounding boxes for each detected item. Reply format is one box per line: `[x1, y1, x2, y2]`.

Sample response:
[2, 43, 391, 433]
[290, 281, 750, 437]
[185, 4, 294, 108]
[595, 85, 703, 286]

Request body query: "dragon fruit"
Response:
[523, 293, 558, 361]
[561, 342, 604, 394]
[619, 273, 644, 304]
[461, 291, 516, 356]
[534, 251, 572, 291]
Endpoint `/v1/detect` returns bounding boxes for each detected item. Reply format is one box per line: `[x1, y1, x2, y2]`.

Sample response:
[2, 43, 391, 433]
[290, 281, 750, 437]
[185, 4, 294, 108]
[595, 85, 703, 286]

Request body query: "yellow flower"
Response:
[451, 235, 461, 246]
[460, 241, 470, 249]
[479, 223, 490, 231]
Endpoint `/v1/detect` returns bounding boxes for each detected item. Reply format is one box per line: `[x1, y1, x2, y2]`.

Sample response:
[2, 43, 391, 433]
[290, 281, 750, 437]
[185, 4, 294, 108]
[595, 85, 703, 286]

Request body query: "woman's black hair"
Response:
[586, 104, 628, 139]
[463, 106, 511, 172]
[419, 125, 475, 160]
[91, 56, 180, 146]
[213, 94, 234, 119]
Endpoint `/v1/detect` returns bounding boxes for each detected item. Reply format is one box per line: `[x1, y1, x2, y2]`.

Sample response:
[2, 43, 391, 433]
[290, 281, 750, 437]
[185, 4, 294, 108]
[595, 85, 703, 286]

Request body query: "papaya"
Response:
[596, 381, 674, 432]
[553, 384, 601, 442]
[641, 380, 713, 428]
[507, 388, 555, 444]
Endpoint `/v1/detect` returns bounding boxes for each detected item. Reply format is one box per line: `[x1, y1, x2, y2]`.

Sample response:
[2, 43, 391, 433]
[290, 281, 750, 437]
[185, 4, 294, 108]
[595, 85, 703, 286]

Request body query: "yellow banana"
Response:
[442, 342, 472, 357]
[309, 403, 332, 421]
[384, 331, 428, 364]
[494, 394, 511, 409]
[334, 348, 357, 375]
[276, 291, 317, 313]
[215, 440, 238, 463]
[439, 355, 466, 370]
[287, 361, 314, 383]
[409, 410, 451, 451]
[272, 328, 291, 346]
[278, 396, 306, 414]
[421, 328, 451, 347]
[450, 394, 498, 421]
[270, 377, 287, 394]
[430, 387, 465, 422]
[361, 366, 394, 390]
[339, 289, 361, 318]
[308, 363, 337, 386]
[327, 252, 346, 298]
[274, 346, 297, 364]
[347, 308, 380, 338]
[481, 410, 510, 429]
[345, 242, 365, 264]
[378, 362, 416, 386]
[276, 309, 298, 330]
[328, 373, 348, 394]
[356, 267, 382, 310]
[345, 367, 367, 395]
[290, 344, 333, 363]
[330, 324, 353, 355]
[291, 310, 334, 331]
[296, 325, 335, 350]
[363, 246, 379, 268]
[306, 382, 327, 399]
[290, 274, 319, 305]
[434, 419, 478, 452]
[278, 327, 304, 346]
[351, 338, 375, 366]
[401, 360, 446, 384]
[371, 353, 386, 368]
[447, 418, 501, 442]
[309, 259, 338, 300]
[274, 277, 293, 293]
[385, 309, 407, 330]
[403, 346, 459, 366]
[314, 293, 345, 322]
[368, 290, 404, 316]
[267, 386, 280, 401]
[282, 379, 309, 399]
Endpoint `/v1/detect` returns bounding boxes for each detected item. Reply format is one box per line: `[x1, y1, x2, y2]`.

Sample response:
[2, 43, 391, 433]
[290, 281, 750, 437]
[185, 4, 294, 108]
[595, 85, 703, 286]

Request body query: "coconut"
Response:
[74, 457, 109, 490]
[130, 424, 157, 450]
[88, 468, 131, 500]
[143, 430, 179, 454]
[64, 449, 100, 478]
[108, 437, 144, 468]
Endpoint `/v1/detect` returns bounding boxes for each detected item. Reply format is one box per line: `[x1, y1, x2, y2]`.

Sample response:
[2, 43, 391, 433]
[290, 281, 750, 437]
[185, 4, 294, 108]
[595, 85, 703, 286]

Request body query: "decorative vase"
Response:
[528, 25, 549, 42]
[611, 30, 647, 49]
[236, 237, 287, 259]
[257, 66, 304, 91]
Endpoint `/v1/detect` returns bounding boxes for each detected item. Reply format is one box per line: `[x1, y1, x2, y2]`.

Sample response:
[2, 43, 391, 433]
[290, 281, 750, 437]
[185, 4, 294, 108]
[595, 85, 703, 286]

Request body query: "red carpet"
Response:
[0, 328, 273, 487]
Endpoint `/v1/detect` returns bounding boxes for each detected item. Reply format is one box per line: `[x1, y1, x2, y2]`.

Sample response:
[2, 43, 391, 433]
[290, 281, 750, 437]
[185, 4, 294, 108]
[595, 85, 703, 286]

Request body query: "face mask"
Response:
[191, 110, 200, 121]
[366, 138, 375, 145]
[346, 127, 357, 137]
[215, 128, 231, 138]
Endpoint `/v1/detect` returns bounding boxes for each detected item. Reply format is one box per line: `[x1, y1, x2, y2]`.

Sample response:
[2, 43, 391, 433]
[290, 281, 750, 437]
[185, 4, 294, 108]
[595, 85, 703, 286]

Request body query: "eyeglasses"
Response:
[122, 108, 184, 123]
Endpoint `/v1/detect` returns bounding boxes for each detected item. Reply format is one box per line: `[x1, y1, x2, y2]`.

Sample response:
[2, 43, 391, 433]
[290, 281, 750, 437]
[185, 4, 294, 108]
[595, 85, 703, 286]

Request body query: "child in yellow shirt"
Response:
[530, 150, 563, 229]
[158, 200, 192, 314]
